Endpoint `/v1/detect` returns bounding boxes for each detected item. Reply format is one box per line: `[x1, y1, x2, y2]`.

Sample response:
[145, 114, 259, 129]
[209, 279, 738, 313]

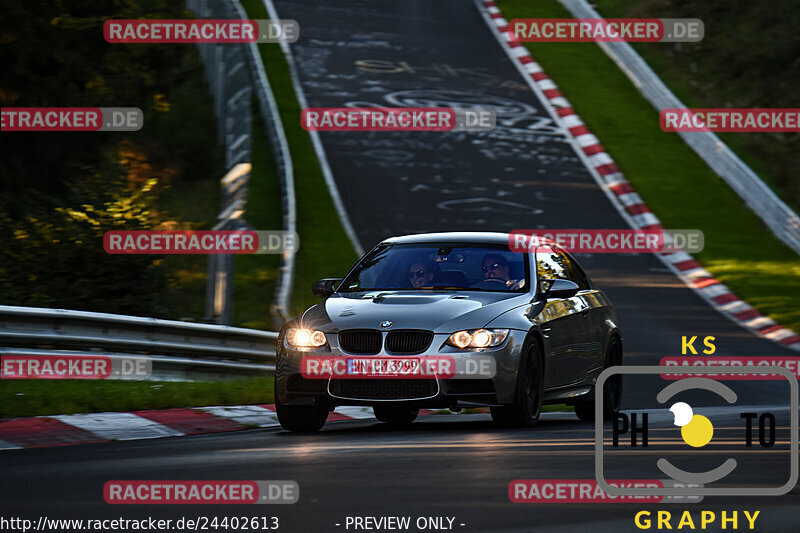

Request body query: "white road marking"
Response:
[199, 405, 280, 427]
[0, 439, 21, 451]
[51, 413, 183, 441]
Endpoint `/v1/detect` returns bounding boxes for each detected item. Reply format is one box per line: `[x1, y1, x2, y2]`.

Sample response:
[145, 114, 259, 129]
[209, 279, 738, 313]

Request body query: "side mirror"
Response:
[540, 279, 579, 299]
[311, 278, 342, 298]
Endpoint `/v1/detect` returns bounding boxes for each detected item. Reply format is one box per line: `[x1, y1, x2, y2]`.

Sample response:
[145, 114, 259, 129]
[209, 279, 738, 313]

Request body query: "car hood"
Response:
[300, 291, 530, 332]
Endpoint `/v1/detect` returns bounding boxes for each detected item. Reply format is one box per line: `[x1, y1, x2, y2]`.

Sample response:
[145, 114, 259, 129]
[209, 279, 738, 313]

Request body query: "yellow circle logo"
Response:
[670, 402, 714, 447]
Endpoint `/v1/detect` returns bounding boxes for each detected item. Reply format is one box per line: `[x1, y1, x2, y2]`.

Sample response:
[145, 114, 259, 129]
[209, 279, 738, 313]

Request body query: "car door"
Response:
[534, 245, 596, 387]
[559, 249, 606, 378]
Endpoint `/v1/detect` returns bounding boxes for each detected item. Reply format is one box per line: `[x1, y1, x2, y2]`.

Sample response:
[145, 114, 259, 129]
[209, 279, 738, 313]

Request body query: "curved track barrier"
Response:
[0, 305, 277, 380]
[560, 0, 800, 255]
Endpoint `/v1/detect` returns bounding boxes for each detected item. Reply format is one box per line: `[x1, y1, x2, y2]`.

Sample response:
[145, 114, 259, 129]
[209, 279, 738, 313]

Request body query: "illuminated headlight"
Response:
[447, 329, 509, 349]
[286, 328, 327, 348]
[450, 330, 472, 349]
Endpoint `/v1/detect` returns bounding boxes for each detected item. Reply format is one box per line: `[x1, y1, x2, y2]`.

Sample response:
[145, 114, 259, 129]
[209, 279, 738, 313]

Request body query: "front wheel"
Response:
[373, 405, 419, 426]
[275, 395, 328, 432]
[491, 340, 544, 428]
[574, 338, 623, 422]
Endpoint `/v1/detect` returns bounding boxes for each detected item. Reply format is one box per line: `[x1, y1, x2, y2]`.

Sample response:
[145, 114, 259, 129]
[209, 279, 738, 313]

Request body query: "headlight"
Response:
[450, 330, 472, 349]
[286, 328, 327, 348]
[447, 329, 509, 349]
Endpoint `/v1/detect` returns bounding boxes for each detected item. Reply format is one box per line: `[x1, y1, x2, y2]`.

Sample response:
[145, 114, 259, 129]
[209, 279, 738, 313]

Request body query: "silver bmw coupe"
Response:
[275, 232, 622, 432]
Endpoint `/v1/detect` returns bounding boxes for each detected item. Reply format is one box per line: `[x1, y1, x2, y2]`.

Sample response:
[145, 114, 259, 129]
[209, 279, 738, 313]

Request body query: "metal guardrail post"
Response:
[231, 0, 298, 325]
[187, 0, 298, 326]
[187, 0, 254, 325]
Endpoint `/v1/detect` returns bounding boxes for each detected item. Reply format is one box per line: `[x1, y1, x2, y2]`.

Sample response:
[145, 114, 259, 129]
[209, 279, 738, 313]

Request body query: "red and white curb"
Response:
[478, 0, 800, 352]
[0, 405, 442, 451]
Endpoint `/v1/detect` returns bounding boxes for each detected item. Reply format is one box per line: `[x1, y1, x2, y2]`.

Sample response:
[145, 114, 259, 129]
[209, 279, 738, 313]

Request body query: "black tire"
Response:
[373, 405, 419, 426]
[574, 338, 623, 422]
[491, 340, 544, 428]
[275, 394, 328, 432]
[573, 400, 595, 422]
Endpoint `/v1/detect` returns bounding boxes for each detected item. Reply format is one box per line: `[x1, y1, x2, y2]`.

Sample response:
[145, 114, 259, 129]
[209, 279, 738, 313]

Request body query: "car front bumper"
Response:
[275, 329, 529, 409]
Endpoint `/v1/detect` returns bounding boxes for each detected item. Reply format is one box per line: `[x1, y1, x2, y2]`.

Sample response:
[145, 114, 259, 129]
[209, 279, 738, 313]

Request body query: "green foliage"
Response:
[0, 0, 195, 202]
[0, 172, 172, 315]
[0, 1, 226, 319]
[597, 0, 800, 208]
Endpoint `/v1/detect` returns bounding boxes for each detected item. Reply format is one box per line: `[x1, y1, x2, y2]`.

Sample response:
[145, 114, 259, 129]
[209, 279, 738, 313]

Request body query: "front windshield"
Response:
[339, 243, 529, 292]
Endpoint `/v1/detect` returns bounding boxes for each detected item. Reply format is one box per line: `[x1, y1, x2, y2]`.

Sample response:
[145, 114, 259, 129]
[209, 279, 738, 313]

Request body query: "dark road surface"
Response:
[269, 0, 794, 364]
[1, 414, 796, 532]
[1, 1, 797, 531]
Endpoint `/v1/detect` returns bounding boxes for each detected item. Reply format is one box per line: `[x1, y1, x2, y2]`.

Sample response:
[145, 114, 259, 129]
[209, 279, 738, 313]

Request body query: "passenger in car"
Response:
[407, 257, 439, 288]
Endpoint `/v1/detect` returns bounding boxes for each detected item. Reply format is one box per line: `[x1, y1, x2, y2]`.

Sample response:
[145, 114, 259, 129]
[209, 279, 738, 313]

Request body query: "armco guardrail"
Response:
[559, 0, 800, 255]
[0, 305, 277, 380]
[231, 0, 298, 325]
[186, 0, 253, 325]
[185, 0, 298, 326]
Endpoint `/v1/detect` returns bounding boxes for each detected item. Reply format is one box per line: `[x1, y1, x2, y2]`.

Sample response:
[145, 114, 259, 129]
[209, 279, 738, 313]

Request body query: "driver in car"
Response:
[408, 258, 438, 288]
[482, 253, 524, 289]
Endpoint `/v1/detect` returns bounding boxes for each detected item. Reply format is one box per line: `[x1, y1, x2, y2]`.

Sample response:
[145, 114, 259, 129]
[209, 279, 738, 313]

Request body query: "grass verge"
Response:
[242, 0, 359, 317]
[233, 113, 283, 330]
[596, 0, 800, 213]
[497, 0, 800, 334]
[0, 378, 274, 419]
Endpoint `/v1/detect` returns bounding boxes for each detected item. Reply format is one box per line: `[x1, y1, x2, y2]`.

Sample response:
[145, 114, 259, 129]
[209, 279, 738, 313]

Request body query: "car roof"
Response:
[379, 232, 513, 246]
[379, 231, 560, 249]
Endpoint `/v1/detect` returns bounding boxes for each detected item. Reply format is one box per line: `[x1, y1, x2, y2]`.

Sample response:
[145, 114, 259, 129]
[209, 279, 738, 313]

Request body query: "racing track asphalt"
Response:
[1, 1, 796, 531]
[269, 0, 796, 395]
[0, 413, 797, 532]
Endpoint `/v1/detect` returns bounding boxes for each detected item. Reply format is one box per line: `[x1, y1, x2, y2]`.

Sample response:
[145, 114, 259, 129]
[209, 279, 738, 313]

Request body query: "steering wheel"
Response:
[471, 278, 509, 290]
